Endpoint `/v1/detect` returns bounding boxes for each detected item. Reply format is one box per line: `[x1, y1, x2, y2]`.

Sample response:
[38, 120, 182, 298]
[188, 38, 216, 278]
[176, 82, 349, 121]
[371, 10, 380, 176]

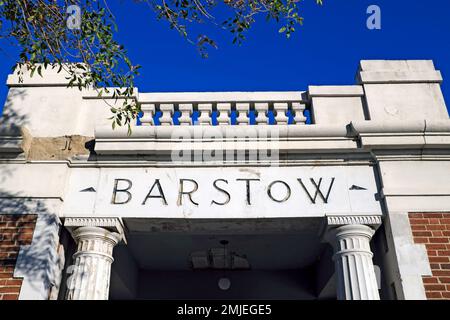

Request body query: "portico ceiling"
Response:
[122, 218, 326, 270]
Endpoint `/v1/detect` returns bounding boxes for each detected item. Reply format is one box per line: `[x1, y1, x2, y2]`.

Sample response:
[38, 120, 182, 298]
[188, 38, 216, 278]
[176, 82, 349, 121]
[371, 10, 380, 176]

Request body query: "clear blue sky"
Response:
[0, 0, 449, 115]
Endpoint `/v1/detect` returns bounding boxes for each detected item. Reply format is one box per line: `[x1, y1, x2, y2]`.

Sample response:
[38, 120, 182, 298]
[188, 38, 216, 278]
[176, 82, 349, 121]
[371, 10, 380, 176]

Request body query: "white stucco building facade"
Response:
[0, 60, 449, 300]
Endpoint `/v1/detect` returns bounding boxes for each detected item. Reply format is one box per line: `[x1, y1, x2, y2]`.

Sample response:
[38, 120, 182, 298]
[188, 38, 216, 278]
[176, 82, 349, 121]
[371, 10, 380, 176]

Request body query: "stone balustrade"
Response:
[139, 101, 307, 126]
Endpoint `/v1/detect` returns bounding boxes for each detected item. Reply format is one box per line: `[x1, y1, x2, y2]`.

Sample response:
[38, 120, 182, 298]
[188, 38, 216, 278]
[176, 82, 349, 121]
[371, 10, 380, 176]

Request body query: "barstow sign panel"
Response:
[61, 166, 382, 218]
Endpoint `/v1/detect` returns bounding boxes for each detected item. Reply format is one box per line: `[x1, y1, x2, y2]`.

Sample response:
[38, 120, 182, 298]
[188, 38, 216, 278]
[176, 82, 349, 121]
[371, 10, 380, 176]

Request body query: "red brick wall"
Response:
[0, 214, 37, 300]
[409, 213, 450, 300]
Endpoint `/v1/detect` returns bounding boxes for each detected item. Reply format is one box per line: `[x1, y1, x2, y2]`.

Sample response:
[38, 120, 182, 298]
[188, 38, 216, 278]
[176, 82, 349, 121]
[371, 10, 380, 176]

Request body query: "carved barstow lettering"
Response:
[267, 180, 291, 203]
[178, 179, 199, 206]
[111, 178, 133, 204]
[110, 176, 338, 206]
[211, 179, 231, 206]
[297, 177, 335, 204]
[142, 179, 168, 205]
[236, 178, 260, 205]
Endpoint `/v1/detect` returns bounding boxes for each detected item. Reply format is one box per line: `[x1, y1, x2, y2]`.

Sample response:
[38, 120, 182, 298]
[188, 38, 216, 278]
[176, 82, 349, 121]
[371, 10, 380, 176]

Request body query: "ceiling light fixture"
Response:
[217, 240, 231, 291]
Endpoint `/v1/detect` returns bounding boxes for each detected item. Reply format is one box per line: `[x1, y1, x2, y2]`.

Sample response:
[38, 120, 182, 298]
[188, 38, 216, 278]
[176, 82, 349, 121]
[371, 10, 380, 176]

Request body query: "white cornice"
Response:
[92, 120, 450, 158]
[95, 124, 349, 139]
[308, 85, 364, 97]
[349, 120, 450, 150]
[93, 124, 357, 156]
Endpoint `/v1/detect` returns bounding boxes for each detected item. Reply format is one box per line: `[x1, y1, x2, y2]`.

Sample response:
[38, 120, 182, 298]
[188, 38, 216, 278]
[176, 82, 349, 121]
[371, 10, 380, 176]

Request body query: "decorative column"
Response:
[324, 215, 382, 300]
[64, 218, 125, 300]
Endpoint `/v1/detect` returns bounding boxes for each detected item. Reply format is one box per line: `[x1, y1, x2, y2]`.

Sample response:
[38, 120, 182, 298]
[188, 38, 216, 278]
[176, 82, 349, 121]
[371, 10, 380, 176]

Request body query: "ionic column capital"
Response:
[72, 226, 122, 255]
[327, 224, 375, 253]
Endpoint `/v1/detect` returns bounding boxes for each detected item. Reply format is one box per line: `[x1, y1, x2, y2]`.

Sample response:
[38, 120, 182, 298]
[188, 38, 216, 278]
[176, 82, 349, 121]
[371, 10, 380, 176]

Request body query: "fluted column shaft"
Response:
[329, 224, 380, 300]
[66, 226, 121, 300]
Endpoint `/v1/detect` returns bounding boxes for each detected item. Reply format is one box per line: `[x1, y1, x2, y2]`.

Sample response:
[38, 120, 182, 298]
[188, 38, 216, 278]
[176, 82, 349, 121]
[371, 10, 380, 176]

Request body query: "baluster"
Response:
[273, 102, 289, 125]
[292, 102, 307, 124]
[159, 103, 174, 126]
[178, 103, 193, 126]
[254, 102, 268, 125]
[236, 103, 250, 125]
[197, 103, 213, 125]
[140, 103, 155, 126]
[216, 103, 231, 125]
